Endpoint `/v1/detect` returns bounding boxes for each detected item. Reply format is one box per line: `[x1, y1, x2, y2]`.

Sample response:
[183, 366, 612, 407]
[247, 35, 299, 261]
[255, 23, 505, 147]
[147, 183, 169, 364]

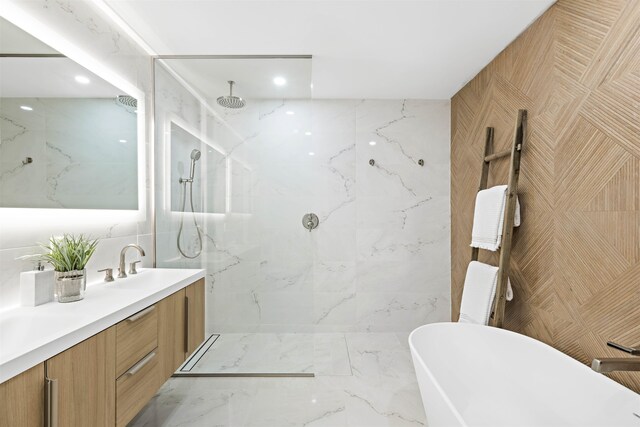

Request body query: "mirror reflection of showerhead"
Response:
[189, 149, 201, 180]
[116, 95, 137, 108]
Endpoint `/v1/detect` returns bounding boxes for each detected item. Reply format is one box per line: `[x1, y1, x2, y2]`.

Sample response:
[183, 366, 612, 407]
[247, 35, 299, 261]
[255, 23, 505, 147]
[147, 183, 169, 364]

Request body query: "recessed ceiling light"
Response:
[369, 141, 377, 146]
[20, 105, 33, 111]
[308, 152, 315, 156]
[75, 75, 90, 84]
[119, 139, 127, 143]
[305, 131, 312, 136]
[273, 76, 287, 86]
[286, 110, 295, 115]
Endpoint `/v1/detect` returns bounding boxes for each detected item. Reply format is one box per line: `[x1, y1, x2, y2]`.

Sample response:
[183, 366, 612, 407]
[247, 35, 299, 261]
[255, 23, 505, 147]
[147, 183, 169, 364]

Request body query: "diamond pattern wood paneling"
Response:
[451, 0, 640, 391]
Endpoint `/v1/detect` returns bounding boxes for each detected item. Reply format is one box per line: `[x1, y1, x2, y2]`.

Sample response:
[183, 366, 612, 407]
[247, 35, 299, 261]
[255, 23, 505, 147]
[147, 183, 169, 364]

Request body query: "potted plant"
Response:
[38, 234, 98, 302]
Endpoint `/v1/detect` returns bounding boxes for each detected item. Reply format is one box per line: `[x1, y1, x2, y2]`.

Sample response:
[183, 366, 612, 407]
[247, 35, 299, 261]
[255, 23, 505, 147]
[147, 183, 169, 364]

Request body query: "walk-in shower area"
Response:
[153, 55, 452, 376]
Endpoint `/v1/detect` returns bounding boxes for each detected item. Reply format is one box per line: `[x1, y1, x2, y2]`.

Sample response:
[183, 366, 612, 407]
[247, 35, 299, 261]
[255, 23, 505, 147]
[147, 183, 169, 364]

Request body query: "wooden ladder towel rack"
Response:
[471, 109, 527, 328]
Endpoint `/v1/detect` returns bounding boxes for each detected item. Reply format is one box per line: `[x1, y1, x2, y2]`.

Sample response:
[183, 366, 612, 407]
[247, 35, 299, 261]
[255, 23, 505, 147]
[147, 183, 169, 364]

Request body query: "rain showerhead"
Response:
[191, 149, 201, 161]
[217, 81, 246, 109]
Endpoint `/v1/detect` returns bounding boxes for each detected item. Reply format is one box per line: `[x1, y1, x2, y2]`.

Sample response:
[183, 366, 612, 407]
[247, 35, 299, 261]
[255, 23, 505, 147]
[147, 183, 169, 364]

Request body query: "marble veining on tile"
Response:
[185, 333, 352, 376]
[130, 333, 426, 427]
[181, 98, 452, 334]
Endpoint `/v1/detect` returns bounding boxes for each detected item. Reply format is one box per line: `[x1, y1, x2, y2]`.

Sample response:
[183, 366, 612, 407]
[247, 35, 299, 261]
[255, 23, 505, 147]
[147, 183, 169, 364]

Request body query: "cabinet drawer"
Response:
[115, 349, 159, 427]
[116, 305, 158, 378]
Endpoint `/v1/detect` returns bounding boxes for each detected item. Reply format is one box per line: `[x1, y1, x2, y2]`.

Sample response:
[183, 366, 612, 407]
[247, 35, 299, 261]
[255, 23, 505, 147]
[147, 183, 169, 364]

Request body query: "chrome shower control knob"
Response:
[302, 213, 319, 232]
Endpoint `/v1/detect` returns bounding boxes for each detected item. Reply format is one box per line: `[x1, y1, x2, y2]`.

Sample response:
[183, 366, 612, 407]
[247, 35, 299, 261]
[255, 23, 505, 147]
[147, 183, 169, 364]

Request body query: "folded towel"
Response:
[470, 185, 521, 251]
[458, 261, 513, 325]
[458, 262, 498, 325]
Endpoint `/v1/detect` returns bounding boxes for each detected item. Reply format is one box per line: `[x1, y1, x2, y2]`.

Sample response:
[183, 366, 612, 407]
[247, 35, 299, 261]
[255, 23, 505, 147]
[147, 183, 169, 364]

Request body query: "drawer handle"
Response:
[126, 351, 156, 376]
[184, 296, 189, 354]
[45, 378, 58, 427]
[126, 305, 155, 322]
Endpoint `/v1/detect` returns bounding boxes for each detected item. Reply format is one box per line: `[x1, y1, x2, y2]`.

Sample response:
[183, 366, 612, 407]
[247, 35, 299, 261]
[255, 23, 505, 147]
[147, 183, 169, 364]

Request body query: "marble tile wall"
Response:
[198, 98, 451, 333]
[151, 69, 451, 333]
[0, 0, 153, 310]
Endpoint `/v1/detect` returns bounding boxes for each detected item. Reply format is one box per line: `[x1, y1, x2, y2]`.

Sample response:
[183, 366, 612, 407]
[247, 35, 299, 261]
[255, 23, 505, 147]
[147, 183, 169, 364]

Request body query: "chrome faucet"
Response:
[591, 341, 640, 373]
[118, 244, 145, 279]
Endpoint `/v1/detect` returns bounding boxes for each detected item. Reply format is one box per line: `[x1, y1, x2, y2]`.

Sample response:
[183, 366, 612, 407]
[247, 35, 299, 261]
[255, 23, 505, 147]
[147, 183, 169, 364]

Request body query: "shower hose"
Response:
[177, 179, 203, 259]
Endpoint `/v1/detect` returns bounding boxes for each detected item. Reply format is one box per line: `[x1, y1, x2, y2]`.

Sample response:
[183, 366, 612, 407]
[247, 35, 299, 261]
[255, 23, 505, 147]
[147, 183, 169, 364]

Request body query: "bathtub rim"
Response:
[409, 322, 468, 426]
[408, 321, 639, 427]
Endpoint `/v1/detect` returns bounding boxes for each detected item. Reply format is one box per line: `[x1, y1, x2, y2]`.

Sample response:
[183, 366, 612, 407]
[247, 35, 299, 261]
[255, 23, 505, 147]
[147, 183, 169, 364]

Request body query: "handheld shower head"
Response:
[189, 149, 201, 180]
[177, 149, 204, 259]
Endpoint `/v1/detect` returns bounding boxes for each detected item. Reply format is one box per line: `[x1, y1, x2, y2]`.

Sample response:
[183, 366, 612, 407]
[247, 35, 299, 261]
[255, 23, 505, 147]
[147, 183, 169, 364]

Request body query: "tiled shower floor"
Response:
[130, 333, 426, 426]
[179, 333, 352, 376]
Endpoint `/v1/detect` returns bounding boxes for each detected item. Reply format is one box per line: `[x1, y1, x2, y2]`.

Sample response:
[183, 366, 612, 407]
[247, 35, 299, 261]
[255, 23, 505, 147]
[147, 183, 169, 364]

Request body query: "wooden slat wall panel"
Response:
[451, 0, 640, 391]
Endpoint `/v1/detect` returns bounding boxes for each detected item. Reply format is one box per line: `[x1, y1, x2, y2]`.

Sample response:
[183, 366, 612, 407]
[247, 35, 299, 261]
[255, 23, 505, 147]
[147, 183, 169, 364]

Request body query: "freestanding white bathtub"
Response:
[409, 322, 640, 427]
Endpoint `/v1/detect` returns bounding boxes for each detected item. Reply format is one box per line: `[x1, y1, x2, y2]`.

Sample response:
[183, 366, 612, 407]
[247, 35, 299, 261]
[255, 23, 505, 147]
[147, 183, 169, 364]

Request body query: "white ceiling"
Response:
[108, 0, 555, 99]
[161, 57, 312, 99]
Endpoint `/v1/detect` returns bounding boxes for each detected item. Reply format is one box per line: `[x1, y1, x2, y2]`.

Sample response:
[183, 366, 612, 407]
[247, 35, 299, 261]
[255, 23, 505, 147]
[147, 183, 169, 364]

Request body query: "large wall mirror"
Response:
[0, 16, 144, 212]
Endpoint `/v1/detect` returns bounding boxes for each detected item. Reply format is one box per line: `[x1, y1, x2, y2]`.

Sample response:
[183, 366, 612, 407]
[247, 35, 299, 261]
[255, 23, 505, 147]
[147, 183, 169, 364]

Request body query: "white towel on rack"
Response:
[470, 185, 521, 251]
[458, 261, 513, 326]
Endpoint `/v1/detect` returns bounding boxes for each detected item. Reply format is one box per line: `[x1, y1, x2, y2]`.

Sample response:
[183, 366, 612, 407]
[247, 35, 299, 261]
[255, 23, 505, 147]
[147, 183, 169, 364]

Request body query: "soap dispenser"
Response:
[20, 262, 55, 306]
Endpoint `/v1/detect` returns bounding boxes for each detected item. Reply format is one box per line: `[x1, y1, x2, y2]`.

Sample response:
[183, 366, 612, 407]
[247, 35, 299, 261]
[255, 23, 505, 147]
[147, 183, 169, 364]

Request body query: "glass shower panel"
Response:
[153, 57, 343, 375]
[154, 63, 207, 269]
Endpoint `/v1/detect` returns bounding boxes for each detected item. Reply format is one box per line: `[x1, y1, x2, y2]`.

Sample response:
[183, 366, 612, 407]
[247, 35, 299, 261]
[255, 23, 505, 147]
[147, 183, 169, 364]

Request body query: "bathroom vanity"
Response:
[0, 268, 205, 427]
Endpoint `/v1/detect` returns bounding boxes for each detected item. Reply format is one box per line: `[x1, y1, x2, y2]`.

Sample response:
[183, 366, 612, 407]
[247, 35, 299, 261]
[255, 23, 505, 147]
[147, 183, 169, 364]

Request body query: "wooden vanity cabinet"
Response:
[115, 280, 204, 426]
[157, 288, 187, 380]
[115, 304, 160, 427]
[185, 279, 205, 358]
[156, 279, 205, 379]
[0, 364, 44, 427]
[115, 304, 158, 378]
[0, 278, 205, 427]
[45, 327, 116, 427]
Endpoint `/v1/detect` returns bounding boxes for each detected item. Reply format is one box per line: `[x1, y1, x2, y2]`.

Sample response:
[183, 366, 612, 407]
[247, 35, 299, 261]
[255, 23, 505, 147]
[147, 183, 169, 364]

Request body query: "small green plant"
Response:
[31, 234, 98, 272]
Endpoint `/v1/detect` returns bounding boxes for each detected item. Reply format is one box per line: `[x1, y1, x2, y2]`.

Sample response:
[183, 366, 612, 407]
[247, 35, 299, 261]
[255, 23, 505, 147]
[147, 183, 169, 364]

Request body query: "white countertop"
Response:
[0, 268, 205, 383]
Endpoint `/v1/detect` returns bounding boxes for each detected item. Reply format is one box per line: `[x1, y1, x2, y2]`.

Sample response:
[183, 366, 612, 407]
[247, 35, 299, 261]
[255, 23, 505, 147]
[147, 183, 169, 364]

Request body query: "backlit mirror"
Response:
[0, 17, 140, 210]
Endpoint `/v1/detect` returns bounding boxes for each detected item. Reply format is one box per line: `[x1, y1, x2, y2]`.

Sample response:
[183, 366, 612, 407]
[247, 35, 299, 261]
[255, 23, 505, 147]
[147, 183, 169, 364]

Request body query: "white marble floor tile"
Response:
[130, 333, 426, 427]
[312, 334, 353, 376]
[186, 333, 351, 376]
[245, 386, 348, 427]
[129, 378, 257, 427]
